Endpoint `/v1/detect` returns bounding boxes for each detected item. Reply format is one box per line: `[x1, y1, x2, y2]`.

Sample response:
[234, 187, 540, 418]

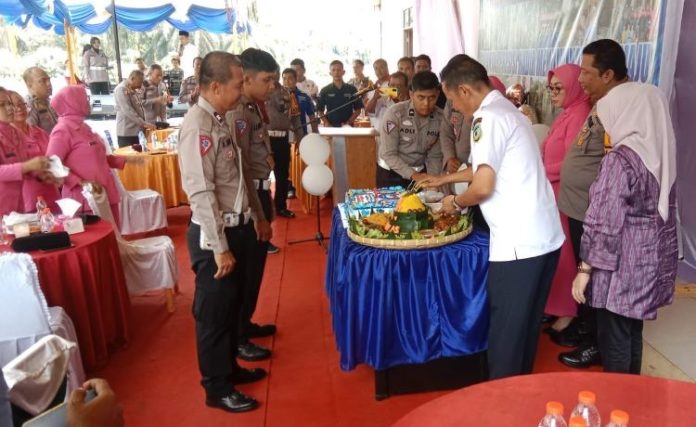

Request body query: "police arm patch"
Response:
[199, 135, 213, 156]
[472, 117, 483, 143]
[235, 119, 248, 135]
[385, 120, 396, 134]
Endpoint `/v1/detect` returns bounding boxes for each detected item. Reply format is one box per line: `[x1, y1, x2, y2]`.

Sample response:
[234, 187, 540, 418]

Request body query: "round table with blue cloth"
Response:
[325, 208, 490, 371]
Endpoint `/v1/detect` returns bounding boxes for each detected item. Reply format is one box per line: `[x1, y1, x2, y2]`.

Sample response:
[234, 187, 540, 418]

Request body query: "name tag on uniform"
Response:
[328, 93, 336, 97]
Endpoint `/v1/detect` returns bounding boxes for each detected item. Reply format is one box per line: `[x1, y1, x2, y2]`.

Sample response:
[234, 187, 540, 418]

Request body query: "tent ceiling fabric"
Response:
[0, 0, 252, 35]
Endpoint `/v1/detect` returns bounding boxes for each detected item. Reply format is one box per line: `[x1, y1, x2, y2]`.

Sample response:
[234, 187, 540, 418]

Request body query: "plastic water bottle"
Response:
[36, 196, 47, 216]
[538, 401, 567, 427]
[569, 416, 588, 427]
[570, 391, 601, 427]
[605, 410, 629, 427]
[39, 208, 55, 233]
[138, 130, 148, 152]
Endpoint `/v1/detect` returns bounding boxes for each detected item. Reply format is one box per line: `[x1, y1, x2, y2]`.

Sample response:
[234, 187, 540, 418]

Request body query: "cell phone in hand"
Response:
[23, 389, 96, 427]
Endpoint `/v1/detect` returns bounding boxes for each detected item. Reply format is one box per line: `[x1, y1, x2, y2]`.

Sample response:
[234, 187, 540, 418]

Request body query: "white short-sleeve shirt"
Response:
[471, 90, 564, 262]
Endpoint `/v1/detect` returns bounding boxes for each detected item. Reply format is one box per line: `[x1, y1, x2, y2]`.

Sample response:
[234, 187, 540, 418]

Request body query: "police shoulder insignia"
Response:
[199, 135, 213, 156]
[235, 119, 248, 135]
[385, 120, 397, 134]
[472, 117, 483, 143]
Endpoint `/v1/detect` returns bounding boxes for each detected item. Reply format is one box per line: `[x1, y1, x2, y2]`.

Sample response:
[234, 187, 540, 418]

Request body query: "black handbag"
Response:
[11, 231, 71, 252]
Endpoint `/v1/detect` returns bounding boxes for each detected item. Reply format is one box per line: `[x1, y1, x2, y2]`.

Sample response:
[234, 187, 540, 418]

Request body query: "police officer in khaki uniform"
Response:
[267, 74, 304, 218]
[178, 51, 272, 414]
[377, 71, 445, 188]
[227, 48, 279, 363]
[22, 67, 58, 134]
[440, 101, 471, 175]
[142, 64, 173, 124]
[81, 37, 111, 95]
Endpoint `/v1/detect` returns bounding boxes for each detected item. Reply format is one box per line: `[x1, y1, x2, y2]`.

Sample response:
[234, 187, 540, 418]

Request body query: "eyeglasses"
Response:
[546, 85, 564, 94]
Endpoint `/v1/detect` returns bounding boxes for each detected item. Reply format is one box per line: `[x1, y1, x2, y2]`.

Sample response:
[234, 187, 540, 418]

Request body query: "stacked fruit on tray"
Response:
[348, 191, 470, 240]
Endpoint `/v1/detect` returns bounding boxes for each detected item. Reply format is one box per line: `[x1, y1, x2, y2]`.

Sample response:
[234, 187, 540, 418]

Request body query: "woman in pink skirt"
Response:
[542, 64, 591, 344]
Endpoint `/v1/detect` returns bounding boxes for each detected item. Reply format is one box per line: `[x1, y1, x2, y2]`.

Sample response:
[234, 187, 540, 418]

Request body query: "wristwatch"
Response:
[577, 263, 592, 275]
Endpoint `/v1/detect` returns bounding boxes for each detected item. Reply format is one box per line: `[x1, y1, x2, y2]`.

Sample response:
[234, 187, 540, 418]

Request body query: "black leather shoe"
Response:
[206, 391, 258, 413]
[546, 326, 581, 348]
[247, 323, 277, 338]
[232, 367, 267, 385]
[559, 344, 601, 368]
[277, 209, 296, 219]
[238, 342, 271, 361]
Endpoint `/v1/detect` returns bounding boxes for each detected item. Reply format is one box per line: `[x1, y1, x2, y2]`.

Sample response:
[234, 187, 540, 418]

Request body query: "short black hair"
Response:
[199, 51, 242, 88]
[390, 71, 408, 87]
[290, 58, 305, 69]
[90, 37, 100, 44]
[398, 56, 415, 67]
[330, 60, 343, 68]
[149, 64, 162, 73]
[582, 39, 628, 80]
[135, 57, 144, 62]
[353, 59, 365, 67]
[129, 70, 144, 80]
[193, 56, 203, 65]
[240, 48, 279, 74]
[440, 54, 490, 90]
[410, 71, 439, 91]
[415, 54, 431, 66]
[282, 68, 297, 79]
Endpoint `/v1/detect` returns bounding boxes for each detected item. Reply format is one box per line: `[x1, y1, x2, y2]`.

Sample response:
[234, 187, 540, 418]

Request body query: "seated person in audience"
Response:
[506, 83, 539, 123]
[23, 67, 58, 134]
[397, 56, 415, 82]
[67, 378, 124, 427]
[0, 86, 52, 216]
[377, 71, 444, 188]
[8, 90, 60, 212]
[316, 60, 363, 127]
[365, 71, 409, 127]
[178, 56, 202, 106]
[47, 85, 138, 228]
[142, 64, 172, 124]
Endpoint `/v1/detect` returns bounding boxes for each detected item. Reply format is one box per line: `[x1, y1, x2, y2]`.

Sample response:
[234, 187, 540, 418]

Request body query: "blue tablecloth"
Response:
[326, 209, 490, 371]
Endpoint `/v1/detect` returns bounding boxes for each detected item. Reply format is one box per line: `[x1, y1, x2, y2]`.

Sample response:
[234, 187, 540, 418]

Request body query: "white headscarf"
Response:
[597, 82, 677, 222]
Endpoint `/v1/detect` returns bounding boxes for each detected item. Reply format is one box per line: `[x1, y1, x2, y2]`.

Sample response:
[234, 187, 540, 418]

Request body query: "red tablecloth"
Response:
[1, 221, 131, 371]
[393, 372, 696, 427]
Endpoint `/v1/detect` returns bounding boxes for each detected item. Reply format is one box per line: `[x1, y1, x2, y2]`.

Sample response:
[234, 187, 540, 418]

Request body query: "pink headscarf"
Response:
[543, 64, 591, 184]
[489, 76, 506, 94]
[50, 85, 90, 127]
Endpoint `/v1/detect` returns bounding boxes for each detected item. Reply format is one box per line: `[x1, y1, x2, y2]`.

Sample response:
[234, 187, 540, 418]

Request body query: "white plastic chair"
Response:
[0, 253, 86, 395]
[82, 187, 179, 312]
[112, 170, 168, 236]
[532, 123, 551, 148]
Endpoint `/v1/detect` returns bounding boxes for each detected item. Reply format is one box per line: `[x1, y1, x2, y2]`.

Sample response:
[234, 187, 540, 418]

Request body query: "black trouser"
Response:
[568, 217, 597, 343]
[187, 221, 256, 398]
[376, 164, 412, 189]
[89, 81, 110, 95]
[238, 189, 272, 343]
[487, 249, 561, 379]
[271, 135, 290, 211]
[596, 308, 643, 374]
[117, 135, 139, 148]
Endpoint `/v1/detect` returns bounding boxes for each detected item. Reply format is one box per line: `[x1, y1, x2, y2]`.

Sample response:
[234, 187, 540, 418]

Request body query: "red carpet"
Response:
[91, 198, 597, 426]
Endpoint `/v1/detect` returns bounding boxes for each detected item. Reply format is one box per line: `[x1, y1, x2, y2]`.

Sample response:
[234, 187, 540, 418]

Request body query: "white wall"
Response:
[376, 0, 415, 72]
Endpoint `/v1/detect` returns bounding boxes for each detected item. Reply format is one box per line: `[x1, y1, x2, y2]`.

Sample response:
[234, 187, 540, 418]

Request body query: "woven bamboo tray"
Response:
[347, 225, 473, 250]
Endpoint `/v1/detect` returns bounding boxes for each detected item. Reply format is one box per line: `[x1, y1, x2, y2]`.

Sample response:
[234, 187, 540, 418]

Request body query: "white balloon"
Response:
[454, 163, 470, 195]
[299, 134, 331, 165]
[302, 165, 334, 196]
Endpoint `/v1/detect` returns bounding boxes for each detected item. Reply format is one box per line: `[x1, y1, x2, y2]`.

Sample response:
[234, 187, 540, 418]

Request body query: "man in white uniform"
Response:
[420, 54, 564, 379]
[178, 30, 200, 80]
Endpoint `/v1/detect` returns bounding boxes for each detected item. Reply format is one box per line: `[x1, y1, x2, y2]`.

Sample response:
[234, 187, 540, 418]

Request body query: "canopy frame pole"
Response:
[111, 0, 123, 83]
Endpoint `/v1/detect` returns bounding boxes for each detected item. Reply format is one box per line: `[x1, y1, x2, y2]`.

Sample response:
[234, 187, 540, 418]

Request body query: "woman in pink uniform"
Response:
[0, 87, 51, 217]
[8, 91, 61, 213]
[542, 64, 592, 344]
[46, 85, 129, 228]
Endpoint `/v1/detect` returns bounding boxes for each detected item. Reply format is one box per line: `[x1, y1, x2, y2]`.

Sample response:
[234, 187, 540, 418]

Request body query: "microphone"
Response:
[353, 84, 375, 98]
